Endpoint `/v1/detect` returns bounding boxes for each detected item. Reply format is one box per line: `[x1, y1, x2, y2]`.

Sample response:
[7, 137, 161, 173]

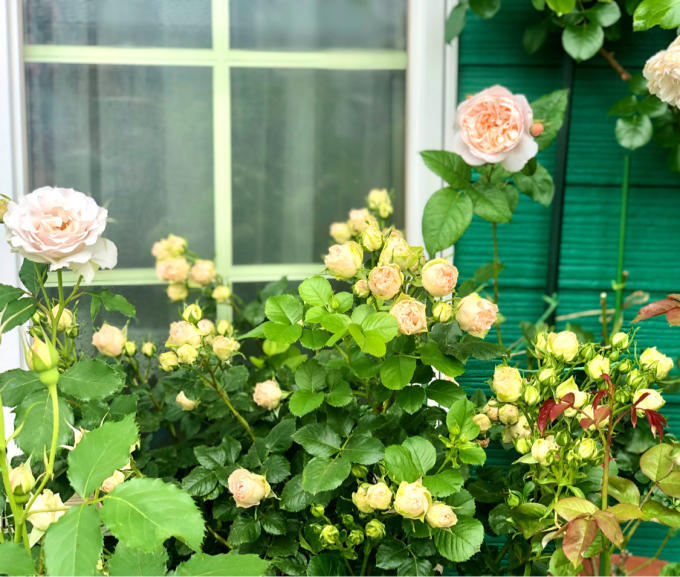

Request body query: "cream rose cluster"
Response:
[644, 37, 680, 108]
[451, 85, 538, 172]
[4, 187, 117, 282]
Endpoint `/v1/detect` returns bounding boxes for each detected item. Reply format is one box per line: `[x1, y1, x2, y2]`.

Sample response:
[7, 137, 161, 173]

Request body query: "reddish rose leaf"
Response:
[633, 298, 680, 323]
[562, 517, 598, 568]
[667, 308, 680, 327]
[550, 402, 570, 421]
[633, 392, 650, 408]
[594, 510, 624, 547]
[594, 406, 611, 423]
[593, 389, 607, 411]
[645, 410, 667, 441]
[580, 417, 594, 429]
[538, 399, 556, 435]
[631, 407, 638, 428]
[601, 373, 613, 388]
[668, 294, 680, 302]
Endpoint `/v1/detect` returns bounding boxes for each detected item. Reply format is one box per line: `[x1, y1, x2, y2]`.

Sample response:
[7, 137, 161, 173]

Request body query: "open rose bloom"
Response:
[452, 85, 538, 172]
[4, 187, 117, 282]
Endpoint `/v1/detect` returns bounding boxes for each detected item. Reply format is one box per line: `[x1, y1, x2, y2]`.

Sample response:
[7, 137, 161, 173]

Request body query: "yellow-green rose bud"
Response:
[9, 463, 35, 495]
[555, 376, 587, 412]
[320, 525, 340, 547]
[217, 319, 234, 336]
[586, 355, 610, 380]
[515, 437, 532, 454]
[348, 529, 365, 546]
[166, 282, 188, 302]
[352, 464, 368, 478]
[159, 351, 179, 372]
[310, 504, 325, 518]
[617, 359, 633, 374]
[547, 330, 579, 361]
[212, 285, 232, 303]
[432, 301, 454, 323]
[612, 332, 630, 349]
[577, 438, 597, 460]
[353, 279, 370, 298]
[361, 226, 383, 252]
[538, 367, 555, 384]
[141, 341, 156, 357]
[533, 333, 548, 358]
[330, 221, 353, 243]
[124, 341, 137, 356]
[531, 435, 559, 465]
[365, 519, 386, 540]
[628, 368, 649, 389]
[176, 390, 198, 411]
[352, 484, 374, 513]
[51, 306, 74, 332]
[366, 482, 392, 510]
[367, 188, 393, 218]
[523, 385, 540, 406]
[492, 365, 523, 403]
[212, 335, 240, 361]
[425, 502, 458, 528]
[393, 480, 432, 521]
[499, 404, 519, 425]
[473, 413, 492, 433]
[640, 347, 674, 380]
[182, 304, 203, 323]
[0, 198, 8, 223]
[177, 344, 199, 365]
[341, 514, 355, 527]
[27, 337, 60, 374]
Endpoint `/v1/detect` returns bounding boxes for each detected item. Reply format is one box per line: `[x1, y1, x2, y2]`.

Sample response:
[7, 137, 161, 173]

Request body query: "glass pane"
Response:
[23, 0, 212, 48]
[231, 68, 405, 265]
[230, 0, 407, 50]
[25, 63, 214, 268]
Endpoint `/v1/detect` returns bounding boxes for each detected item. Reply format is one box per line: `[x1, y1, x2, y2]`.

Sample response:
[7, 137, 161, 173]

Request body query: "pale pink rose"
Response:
[455, 293, 498, 338]
[421, 259, 458, 297]
[190, 259, 216, 286]
[324, 242, 363, 280]
[4, 187, 117, 282]
[451, 85, 538, 172]
[348, 208, 378, 234]
[228, 468, 271, 508]
[166, 320, 202, 347]
[156, 257, 190, 282]
[368, 264, 403, 300]
[390, 298, 428, 335]
[92, 323, 126, 357]
[253, 379, 282, 410]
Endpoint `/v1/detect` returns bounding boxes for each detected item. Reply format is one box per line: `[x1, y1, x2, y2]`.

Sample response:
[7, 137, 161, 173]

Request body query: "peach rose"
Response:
[191, 259, 216, 286]
[324, 241, 363, 280]
[390, 298, 427, 335]
[455, 293, 498, 338]
[421, 259, 458, 297]
[348, 208, 378, 234]
[353, 279, 370, 298]
[166, 320, 202, 347]
[4, 187, 117, 282]
[156, 257, 190, 282]
[452, 85, 538, 172]
[228, 468, 271, 508]
[379, 231, 415, 271]
[368, 264, 403, 300]
[253, 379, 282, 410]
[92, 323, 126, 357]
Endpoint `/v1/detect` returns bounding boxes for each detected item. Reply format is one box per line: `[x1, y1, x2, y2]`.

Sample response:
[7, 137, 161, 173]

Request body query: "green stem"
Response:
[491, 223, 504, 348]
[0, 393, 24, 546]
[627, 528, 675, 575]
[613, 155, 630, 333]
[360, 542, 372, 576]
[601, 292, 609, 346]
[599, 378, 616, 576]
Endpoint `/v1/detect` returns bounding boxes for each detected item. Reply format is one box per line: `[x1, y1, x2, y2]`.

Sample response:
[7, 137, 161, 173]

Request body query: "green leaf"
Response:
[289, 390, 324, 417]
[588, 1, 621, 26]
[376, 540, 411, 570]
[434, 517, 484, 562]
[302, 456, 351, 494]
[264, 419, 295, 452]
[446, 399, 480, 442]
[549, 548, 582, 577]
[380, 356, 417, 390]
[100, 478, 205, 552]
[419, 151, 471, 188]
[658, 470, 680, 498]
[182, 467, 218, 497]
[295, 358, 326, 391]
[633, 0, 680, 31]
[260, 510, 287, 535]
[362, 312, 399, 342]
[68, 414, 138, 498]
[262, 454, 290, 484]
[326, 382, 353, 407]
[629, 72, 648, 94]
[0, 542, 37, 576]
[265, 295, 303, 325]
[513, 164, 555, 207]
[609, 95, 639, 116]
[306, 554, 346, 577]
[194, 445, 227, 470]
[467, 182, 513, 223]
[397, 558, 433, 576]
[227, 518, 261, 547]
[300, 328, 331, 350]
[562, 22, 604, 62]
[422, 188, 473, 255]
[396, 386, 426, 414]
[555, 497, 599, 521]
[459, 444, 486, 465]
[426, 379, 466, 408]
[418, 342, 464, 378]
[642, 500, 680, 528]
[2, 298, 37, 333]
[59, 359, 125, 401]
[608, 476, 640, 505]
[470, 0, 500, 18]
[637, 95, 668, 118]
[445, 3, 468, 42]
[320, 313, 351, 336]
[640, 443, 673, 482]
[341, 433, 385, 465]
[108, 543, 168, 576]
[523, 18, 550, 54]
[176, 553, 269, 577]
[19, 261, 47, 295]
[15, 390, 74, 455]
[280, 475, 314, 512]
[293, 424, 342, 458]
[403, 436, 437, 475]
[384, 445, 421, 483]
[531, 89, 569, 151]
[547, 0, 576, 14]
[615, 115, 653, 150]
[298, 276, 333, 306]
[263, 321, 302, 344]
[0, 369, 42, 407]
[0, 284, 24, 309]
[44, 504, 103, 577]
[563, 517, 599, 567]
[94, 289, 136, 318]
[422, 470, 465, 497]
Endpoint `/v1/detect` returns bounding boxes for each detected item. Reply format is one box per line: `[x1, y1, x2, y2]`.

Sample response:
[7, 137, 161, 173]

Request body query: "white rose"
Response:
[176, 390, 198, 411]
[228, 468, 271, 508]
[367, 482, 392, 510]
[51, 306, 74, 331]
[27, 489, 66, 531]
[473, 413, 492, 433]
[644, 38, 680, 107]
[4, 187, 117, 282]
[253, 379, 282, 410]
[634, 388, 665, 412]
[393, 480, 432, 521]
[510, 415, 532, 439]
[499, 404, 519, 425]
[611, 332, 630, 349]
[352, 483, 374, 513]
[177, 344, 199, 365]
[159, 352, 179, 372]
[547, 331, 579, 361]
[640, 347, 674, 380]
[531, 435, 559, 465]
[425, 502, 458, 528]
[577, 438, 597, 460]
[492, 365, 523, 403]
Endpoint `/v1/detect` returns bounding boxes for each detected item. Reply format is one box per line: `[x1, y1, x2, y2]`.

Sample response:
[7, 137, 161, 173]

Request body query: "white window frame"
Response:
[0, 0, 458, 373]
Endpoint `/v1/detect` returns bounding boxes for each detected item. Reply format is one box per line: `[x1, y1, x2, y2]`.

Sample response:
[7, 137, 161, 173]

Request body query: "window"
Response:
[0, 0, 455, 347]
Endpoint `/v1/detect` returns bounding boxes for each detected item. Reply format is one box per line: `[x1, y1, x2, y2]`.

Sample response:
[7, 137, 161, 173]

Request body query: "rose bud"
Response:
[393, 480, 432, 521]
[190, 259, 217, 286]
[156, 257, 191, 282]
[212, 335, 240, 361]
[176, 390, 198, 411]
[352, 279, 370, 298]
[330, 221, 353, 244]
[576, 438, 597, 460]
[197, 319, 215, 336]
[92, 324, 126, 357]
[366, 482, 392, 510]
[492, 365, 522, 403]
[432, 301, 454, 323]
[378, 231, 413, 271]
[538, 367, 555, 384]
[390, 298, 427, 335]
[510, 415, 531, 439]
[368, 264, 403, 300]
[324, 241, 363, 280]
[348, 529, 365, 546]
[0, 197, 8, 222]
[352, 484, 374, 514]
[473, 413, 492, 433]
[547, 330, 579, 362]
[640, 347, 674, 380]
[166, 283, 189, 302]
[51, 306, 74, 332]
[425, 502, 458, 528]
[124, 341, 137, 357]
[158, 351, 179, 372]
[227, 468, 271, 508]
[421, 258, 459, 297]
[348, 208, 378, 234]
[217, 319, 234, 336]
[361, 226, 383, 252]
[177, 344, 199, 365]
[166, 321, 202, 347]
[611, 332, 630, 349]
[152, 234, 187, 259]
[483, 399, 500, 421]
[531, 435, 559, 465]
[455, 293, 498, 338]
[182, 304, 203, 324]
[253, 379, 282, 410]
[365, 519, 386, 540]
[27, 337, 60, 375]
[320, 525, 341, 547]
[533, 332, 548, 358]
[367, 188, 393, 218]
[310, 504, 325, 518]
[499, 404, 519, 425]
[585, 355, 610, 381]
[530, 122, 544, 137]
[555, 376, 587, 416]
[211, 285, 232, 303]
[9, 463, 36, 495]
[523, 385, 540, 406]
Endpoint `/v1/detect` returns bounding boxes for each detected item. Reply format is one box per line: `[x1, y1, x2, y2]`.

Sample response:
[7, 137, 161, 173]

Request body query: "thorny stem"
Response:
[492, 223, 504, 348]
[599, 48, 632, 82]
